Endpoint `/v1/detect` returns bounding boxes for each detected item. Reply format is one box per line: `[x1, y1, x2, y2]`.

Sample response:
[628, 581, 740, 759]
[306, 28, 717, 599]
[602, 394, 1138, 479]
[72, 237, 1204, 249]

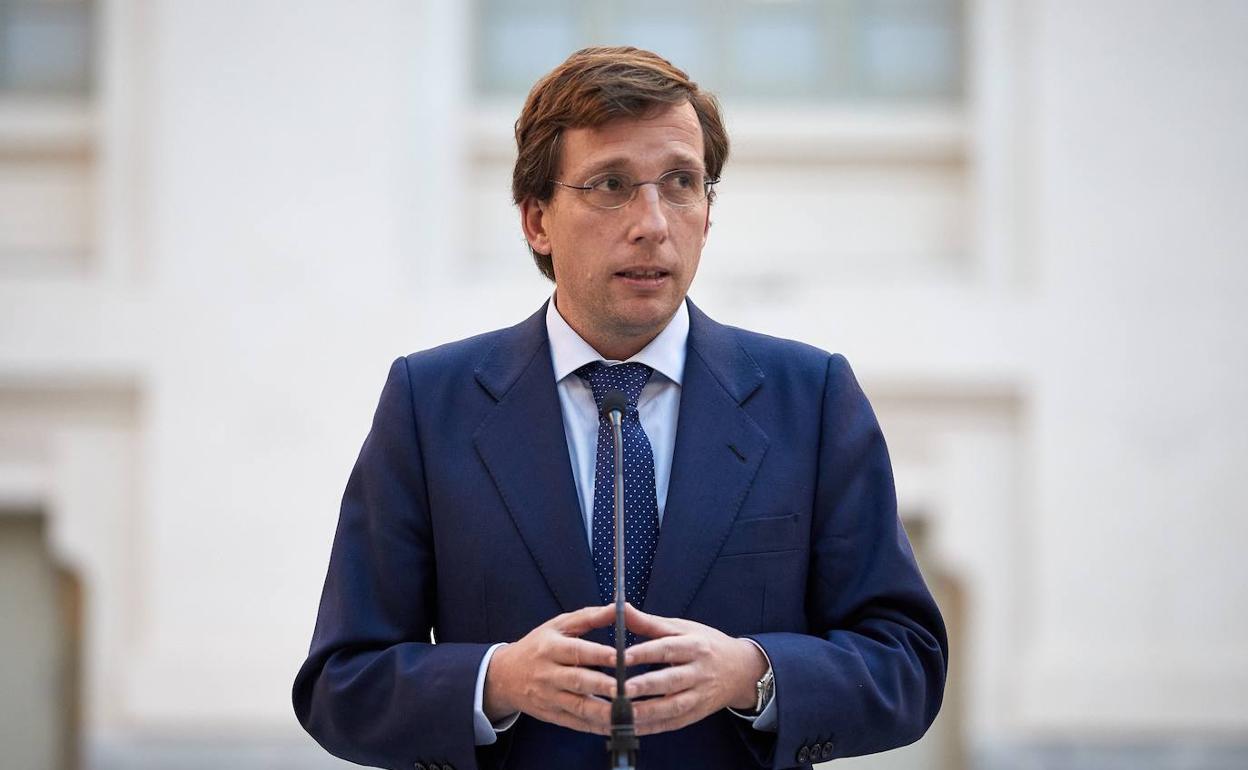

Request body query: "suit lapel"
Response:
[643, 301, 770, 619]
[472, 304, 602, 614]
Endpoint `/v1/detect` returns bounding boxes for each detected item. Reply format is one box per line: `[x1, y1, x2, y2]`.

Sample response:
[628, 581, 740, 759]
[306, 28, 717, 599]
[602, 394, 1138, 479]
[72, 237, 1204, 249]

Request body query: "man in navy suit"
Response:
[294, 47, 946, 770]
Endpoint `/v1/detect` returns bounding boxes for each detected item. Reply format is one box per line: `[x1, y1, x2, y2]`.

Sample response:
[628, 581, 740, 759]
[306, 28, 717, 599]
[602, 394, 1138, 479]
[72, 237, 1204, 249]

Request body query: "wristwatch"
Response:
[754, 665, 775, 713]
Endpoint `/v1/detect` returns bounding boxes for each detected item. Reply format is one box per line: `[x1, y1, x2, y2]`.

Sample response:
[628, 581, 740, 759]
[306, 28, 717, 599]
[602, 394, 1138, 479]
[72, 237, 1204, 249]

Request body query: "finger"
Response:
[623, 602, 684, 638]
[555, 665, 618, 699]
[624, 635, 708, 667]
[633, 689, 706, 736]
[554, 636, 617, 669]
[625, 663, 698, 699]
[551, 690, 612, 734]
[539, 705, 612, 736]
[553, 603, 616, 636]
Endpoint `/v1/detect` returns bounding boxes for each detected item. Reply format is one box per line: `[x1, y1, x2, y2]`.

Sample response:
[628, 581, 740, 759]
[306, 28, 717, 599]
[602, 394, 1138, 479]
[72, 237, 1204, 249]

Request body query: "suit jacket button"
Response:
[796, 745, 810, 763]
[821, 741, 835, 759]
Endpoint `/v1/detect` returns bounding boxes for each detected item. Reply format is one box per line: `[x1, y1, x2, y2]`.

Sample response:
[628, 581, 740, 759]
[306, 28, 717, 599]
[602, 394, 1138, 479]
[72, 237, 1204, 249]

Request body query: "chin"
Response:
[613, 302, 679, 334]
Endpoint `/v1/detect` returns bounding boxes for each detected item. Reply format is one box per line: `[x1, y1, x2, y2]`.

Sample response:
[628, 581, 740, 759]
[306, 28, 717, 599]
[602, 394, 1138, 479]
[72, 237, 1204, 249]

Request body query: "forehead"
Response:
[559, 101, 705, 176]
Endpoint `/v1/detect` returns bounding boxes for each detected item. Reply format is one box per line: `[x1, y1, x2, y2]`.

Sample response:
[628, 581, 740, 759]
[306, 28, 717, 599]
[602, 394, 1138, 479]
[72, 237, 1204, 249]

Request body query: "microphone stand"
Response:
[604, 399, 638, 770]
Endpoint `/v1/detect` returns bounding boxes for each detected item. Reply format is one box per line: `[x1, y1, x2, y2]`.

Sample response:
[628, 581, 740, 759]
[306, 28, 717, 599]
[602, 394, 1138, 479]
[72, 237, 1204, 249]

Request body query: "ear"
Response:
[521, 197, 553, 256]
[701, 205, 712, 247]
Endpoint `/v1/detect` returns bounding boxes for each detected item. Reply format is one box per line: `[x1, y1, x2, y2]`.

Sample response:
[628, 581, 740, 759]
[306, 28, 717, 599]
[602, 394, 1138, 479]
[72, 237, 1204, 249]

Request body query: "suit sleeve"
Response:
[746, 353, 948, 767]
[292, 357, 492, 770]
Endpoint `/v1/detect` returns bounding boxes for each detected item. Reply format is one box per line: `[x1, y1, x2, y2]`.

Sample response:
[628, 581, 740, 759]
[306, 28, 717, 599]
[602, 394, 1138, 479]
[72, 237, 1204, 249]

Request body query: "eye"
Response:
[587, 174, 629, 193]
[665, 170, 696, 189]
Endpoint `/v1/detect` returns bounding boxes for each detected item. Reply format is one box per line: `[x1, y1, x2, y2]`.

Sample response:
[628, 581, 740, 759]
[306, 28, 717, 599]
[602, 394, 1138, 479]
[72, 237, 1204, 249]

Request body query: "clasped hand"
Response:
[483, 603, 768, 736]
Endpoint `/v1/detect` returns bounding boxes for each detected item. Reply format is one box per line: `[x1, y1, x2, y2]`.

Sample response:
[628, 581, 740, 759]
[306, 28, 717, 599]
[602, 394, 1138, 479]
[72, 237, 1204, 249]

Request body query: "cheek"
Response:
[677, 221, 707, 264]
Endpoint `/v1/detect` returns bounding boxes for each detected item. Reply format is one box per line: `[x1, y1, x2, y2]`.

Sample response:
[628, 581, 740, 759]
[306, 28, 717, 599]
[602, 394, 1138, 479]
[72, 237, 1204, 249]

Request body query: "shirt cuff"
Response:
[473, 643, 521, 745]
[725, 638, 778, 732]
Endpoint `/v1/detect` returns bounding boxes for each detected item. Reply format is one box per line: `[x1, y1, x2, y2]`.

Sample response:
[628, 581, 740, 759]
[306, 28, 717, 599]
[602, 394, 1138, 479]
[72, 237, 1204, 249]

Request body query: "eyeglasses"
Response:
[550, 169, 719, 210]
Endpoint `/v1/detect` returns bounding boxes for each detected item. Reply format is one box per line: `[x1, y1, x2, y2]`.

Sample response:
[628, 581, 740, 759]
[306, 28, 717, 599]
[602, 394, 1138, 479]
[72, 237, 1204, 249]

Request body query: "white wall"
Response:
[1021, 0, 1248, 730]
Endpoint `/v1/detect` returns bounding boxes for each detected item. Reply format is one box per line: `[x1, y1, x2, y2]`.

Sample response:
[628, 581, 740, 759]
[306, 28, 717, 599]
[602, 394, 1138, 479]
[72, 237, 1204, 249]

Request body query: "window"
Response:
[0, 0, 96, 276]
[474, 0, 963, 104]
[0, 0, 95, 96]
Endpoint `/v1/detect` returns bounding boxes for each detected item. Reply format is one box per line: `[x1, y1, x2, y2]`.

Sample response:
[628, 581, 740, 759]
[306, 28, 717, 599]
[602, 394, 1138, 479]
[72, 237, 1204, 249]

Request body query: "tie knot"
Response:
[575, 361, 653, 413]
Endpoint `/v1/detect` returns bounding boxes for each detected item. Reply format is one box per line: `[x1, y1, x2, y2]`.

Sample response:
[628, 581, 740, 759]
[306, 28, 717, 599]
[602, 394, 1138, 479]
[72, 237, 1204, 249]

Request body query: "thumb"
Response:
[623, 602, 682, 638]
[554, 603, 616, 635]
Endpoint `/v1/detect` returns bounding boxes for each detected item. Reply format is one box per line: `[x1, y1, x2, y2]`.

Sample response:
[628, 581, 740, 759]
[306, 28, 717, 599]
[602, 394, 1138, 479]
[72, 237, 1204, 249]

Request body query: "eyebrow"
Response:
[577, 152, 705, 178]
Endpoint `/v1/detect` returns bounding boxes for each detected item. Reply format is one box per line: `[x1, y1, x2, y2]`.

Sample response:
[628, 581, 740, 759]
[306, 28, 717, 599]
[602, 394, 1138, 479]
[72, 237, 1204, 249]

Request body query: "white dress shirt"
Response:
[547, 294, 687, 537]
[471, 297, 775, 744]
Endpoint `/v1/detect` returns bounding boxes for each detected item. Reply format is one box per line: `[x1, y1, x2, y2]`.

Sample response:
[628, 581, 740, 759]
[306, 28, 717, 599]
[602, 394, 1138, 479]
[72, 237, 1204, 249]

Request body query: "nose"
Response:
[626, 183, 669, 245]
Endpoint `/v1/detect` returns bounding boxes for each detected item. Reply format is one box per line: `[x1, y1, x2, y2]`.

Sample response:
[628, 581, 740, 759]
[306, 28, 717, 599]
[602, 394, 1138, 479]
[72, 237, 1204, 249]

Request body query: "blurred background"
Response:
[1, 0, 1245, 768]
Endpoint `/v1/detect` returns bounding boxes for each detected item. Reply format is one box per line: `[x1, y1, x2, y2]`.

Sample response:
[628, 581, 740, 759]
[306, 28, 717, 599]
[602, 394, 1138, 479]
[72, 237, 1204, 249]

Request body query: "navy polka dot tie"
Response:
[576, 361, 659, 645]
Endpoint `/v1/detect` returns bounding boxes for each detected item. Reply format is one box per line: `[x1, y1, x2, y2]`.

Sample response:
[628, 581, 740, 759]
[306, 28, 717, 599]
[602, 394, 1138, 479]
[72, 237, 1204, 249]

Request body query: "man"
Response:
[294, 47, 947, 770]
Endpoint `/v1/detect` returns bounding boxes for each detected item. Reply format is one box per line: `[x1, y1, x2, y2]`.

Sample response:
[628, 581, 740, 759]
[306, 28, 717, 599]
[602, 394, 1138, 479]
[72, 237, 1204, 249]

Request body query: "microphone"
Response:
[599, 389, 638, 770]
[600, 390, 628, 421]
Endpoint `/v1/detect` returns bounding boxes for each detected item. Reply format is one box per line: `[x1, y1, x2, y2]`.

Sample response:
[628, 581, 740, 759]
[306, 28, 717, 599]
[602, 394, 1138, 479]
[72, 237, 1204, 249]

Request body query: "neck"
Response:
[587, 332, 659, 362]
[553, 297, 673, 362]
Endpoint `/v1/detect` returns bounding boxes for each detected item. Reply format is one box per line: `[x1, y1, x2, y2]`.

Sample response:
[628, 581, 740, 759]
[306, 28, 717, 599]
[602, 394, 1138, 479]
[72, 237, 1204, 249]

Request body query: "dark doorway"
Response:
[0, 511, 83, 770]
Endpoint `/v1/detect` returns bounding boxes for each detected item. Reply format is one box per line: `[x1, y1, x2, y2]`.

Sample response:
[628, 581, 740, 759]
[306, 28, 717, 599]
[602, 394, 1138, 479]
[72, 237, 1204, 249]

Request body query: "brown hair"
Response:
[512, 46, 729, 280]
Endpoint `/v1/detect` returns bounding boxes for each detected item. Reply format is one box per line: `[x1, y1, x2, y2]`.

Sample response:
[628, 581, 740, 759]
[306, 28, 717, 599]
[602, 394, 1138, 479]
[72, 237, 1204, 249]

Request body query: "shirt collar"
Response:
[546, 293, 688, 386]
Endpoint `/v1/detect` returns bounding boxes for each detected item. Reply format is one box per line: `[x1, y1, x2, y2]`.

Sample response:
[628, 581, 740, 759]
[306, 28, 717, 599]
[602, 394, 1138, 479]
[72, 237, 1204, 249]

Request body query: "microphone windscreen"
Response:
[600, 390, 628, 417]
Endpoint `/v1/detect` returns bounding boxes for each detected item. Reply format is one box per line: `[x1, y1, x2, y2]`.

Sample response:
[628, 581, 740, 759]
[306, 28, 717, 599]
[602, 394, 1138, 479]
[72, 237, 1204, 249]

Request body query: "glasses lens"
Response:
[584, 174, 634, 208]
[658, 170, 705, 207]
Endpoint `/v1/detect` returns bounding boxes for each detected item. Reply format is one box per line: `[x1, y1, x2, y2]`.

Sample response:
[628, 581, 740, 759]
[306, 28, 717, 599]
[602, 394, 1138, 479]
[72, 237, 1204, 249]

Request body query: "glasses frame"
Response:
[549, 169, 720, 210]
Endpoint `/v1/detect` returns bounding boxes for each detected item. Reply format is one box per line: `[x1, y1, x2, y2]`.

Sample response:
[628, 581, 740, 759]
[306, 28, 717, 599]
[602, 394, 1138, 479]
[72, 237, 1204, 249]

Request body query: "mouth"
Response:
[614, 268, 670, 285]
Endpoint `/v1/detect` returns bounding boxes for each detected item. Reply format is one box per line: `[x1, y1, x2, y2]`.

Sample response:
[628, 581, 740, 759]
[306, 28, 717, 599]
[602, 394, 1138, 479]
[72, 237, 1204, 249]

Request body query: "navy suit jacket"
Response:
[293, 300, 947, 770]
